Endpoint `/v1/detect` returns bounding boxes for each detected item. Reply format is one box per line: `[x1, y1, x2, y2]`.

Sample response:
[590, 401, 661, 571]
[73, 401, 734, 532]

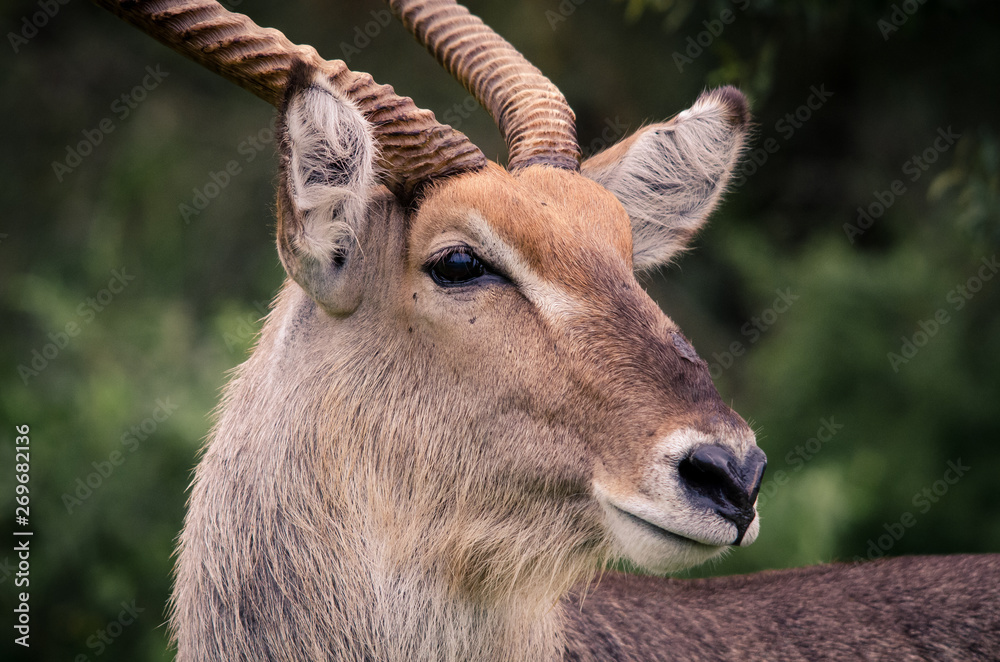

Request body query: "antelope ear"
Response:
[582, 86, 750, 271]
[276, 64, 376, 315]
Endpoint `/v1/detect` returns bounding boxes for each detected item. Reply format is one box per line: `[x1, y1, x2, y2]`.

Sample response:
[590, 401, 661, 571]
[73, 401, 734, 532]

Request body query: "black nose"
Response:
[678, 445, 767, 545]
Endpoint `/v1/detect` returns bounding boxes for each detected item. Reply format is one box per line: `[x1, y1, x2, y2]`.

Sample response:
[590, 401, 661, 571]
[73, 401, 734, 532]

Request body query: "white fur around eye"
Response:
[285, 79, 376, 264]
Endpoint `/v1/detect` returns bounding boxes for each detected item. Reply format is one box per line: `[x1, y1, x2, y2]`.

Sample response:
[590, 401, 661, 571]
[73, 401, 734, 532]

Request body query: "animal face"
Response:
[269, 74, 765, 581]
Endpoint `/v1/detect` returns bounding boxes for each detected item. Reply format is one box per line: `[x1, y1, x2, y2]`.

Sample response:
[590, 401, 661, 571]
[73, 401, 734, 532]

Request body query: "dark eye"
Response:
[428, 248, 487, 286]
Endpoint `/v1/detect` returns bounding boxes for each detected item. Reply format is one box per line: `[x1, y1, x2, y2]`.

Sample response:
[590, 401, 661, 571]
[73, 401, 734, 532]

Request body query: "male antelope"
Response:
[95, 0, 999, 659]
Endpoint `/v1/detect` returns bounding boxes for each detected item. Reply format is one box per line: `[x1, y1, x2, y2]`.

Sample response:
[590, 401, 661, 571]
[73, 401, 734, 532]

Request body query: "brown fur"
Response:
[563, 555, 1000, 661]
[170, 155, 759, 658]
[164, 14, 1000, 662]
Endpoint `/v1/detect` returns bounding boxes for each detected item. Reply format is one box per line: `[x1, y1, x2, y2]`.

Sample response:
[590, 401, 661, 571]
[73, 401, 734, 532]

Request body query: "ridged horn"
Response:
[387, 0, 581, 172]
[91, 0, 487, 199]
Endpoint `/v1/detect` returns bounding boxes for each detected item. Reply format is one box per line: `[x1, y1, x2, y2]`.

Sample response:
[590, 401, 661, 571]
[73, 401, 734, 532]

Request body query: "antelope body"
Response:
[93, 1, 1000, 660]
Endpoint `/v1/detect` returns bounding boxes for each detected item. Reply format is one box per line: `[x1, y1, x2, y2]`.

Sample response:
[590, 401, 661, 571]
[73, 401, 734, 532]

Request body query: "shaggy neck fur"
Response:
[169, 284, 580, 661]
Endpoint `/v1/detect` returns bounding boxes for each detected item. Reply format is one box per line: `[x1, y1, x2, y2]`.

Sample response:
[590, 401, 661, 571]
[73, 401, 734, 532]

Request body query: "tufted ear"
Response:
[275, 64, 377, 315]
[582, 86, 750, 271]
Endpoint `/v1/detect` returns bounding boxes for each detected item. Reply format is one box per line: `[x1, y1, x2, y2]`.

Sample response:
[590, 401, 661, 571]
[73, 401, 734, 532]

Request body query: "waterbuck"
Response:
[93, 0, 1000, 659]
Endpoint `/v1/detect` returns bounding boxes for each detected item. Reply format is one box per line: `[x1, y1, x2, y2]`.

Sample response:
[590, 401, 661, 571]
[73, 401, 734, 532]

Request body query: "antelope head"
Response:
[99, 0, 765, 654]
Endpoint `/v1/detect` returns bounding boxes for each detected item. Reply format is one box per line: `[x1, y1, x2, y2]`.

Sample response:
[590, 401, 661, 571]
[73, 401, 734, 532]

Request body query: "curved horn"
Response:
[92, 0, 486, 199]
[387, 0, 581, 172]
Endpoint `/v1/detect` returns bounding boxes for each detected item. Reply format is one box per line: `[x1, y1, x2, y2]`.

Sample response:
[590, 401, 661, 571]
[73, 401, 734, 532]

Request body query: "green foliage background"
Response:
[1, 0, 998, 658]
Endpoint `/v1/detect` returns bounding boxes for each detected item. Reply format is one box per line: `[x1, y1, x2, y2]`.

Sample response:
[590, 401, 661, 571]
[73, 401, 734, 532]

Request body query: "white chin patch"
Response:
[592, 427, 762, 573]
[596, 493, 730, 574]
[739, 514, 760, 548]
